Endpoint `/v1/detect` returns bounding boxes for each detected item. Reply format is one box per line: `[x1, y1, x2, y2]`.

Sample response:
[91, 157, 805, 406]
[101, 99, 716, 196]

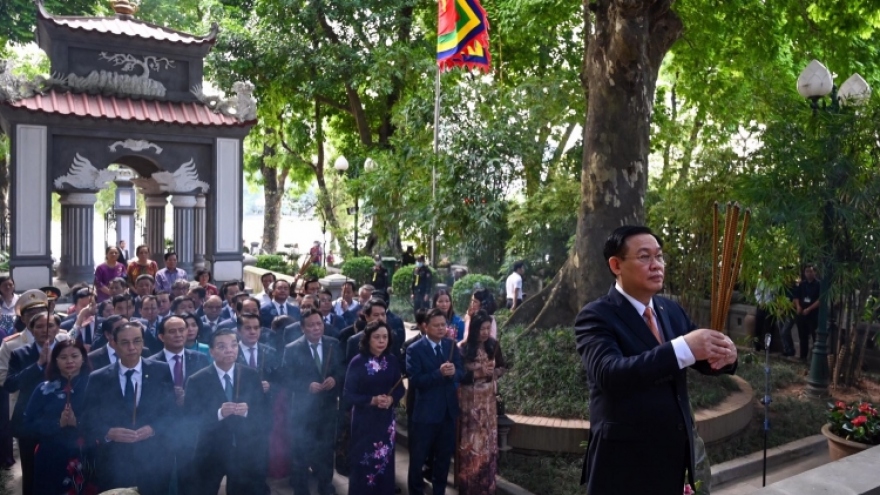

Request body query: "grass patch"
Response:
[688, 370, 739, 410]
[499, 452, 582, 495]
[499, 325, 588, 419]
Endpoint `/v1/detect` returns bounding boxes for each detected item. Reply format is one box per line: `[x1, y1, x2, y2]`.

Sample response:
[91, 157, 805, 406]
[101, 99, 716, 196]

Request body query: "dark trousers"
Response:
[191, 445, 268, 495]
[797, 314, 819, 359]
[779, 318, 796, 356]
[506, 299, 522, 310]
[17, 436, 36, 495]
[290, 414, 336, 495]
[408, 416, 455, 495]
[412, 293, 430, 312]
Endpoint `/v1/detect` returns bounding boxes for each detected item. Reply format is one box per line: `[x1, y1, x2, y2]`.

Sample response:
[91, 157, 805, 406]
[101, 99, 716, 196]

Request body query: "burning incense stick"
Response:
[447, 339, 455, 362]
[388, 375, 404, 395]
[234, 366, 241, 401]
[323, 346, 333, 380]
[711, 202, 751, 332]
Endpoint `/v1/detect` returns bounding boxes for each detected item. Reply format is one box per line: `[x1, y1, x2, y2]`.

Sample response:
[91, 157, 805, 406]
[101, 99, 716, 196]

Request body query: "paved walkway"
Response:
[712, 449, 830, 495]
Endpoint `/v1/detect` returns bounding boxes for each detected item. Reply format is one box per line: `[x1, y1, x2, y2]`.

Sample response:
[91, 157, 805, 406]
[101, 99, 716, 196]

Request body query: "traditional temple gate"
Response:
[0, 0, 256, 289]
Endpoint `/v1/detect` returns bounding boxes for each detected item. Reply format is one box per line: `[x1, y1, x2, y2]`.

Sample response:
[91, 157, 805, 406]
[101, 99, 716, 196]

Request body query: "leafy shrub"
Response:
[451, 274, 501, 315]
[391, 264, 437, 298]
[389, 296, 414, 323]
[341, 256, 375, 286]
[304, 264, 327, 280]
[256, 254, 290, 273]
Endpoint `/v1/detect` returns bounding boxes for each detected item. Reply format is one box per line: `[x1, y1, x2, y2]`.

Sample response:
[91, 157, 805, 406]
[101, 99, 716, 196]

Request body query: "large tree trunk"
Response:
[260, 144, 289, 253]
[508, 0, 683, 331]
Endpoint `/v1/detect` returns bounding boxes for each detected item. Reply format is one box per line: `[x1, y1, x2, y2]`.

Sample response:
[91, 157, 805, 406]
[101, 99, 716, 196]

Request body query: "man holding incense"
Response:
[282, 308, 343, 495]
[575, 226, 738, 495]
[184, 328, 270, 495]
[82, 322, 175, 494]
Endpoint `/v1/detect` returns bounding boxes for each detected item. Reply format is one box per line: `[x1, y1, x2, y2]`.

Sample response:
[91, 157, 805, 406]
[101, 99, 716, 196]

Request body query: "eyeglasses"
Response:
[621, 253, 668, 265]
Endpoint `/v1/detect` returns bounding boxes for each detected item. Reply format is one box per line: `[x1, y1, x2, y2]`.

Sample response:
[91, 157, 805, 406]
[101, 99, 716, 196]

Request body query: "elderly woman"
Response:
[344, 320, 405, 494]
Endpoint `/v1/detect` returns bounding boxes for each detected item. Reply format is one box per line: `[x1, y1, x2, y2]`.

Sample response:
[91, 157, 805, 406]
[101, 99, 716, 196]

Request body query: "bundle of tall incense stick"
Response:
[711, 202, 751, 332]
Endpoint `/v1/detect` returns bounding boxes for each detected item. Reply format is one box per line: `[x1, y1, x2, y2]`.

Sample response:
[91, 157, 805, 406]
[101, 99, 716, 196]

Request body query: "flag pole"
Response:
[431, 65, 441, 267]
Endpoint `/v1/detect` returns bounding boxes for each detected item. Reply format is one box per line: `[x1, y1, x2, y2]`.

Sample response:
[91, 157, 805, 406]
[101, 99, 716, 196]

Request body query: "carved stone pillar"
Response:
[58, 192, 98, 285]
[194, 194, 207, 269]
[144, 194, 169, 267]
[171, 195, 197, 276]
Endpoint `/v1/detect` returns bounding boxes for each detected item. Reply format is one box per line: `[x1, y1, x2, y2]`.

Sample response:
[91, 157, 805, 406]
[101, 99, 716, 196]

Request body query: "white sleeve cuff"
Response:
[217, 408, 225, 421]
[671, 336, 696, 369]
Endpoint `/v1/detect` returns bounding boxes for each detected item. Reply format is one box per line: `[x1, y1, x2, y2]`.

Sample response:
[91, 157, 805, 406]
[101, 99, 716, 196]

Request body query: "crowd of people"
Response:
[0, 246, 509, 495]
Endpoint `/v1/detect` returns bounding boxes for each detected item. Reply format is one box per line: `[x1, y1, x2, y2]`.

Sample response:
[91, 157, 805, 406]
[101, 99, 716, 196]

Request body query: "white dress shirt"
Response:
[614, 283, 696, 369]
[239, 342, 259, 365]
[118, 359, 143, 405]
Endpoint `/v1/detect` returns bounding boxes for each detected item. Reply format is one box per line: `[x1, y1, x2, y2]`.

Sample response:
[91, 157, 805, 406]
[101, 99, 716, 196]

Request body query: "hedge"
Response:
[341, 256, 375, 286]
[451, 274, 501, 315]
[391, 264, 437, 298]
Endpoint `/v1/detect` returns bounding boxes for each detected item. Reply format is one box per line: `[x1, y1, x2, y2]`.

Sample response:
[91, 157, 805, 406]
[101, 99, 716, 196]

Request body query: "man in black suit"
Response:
[87, 316, 127, 370]
[6, 312, 60, 495]
[317, 289, 345, 335]
[259, 279, 301, 328]
[217, 292, 252, 331]
[200, 295, 225, 341]
[282, 295, 327, 345]
[82, 322, 177, 495]
[135, 295, 162, 344]
[236, 312, 281, 391]
[185, 328, 270, 495]
[147, 315, 209, 492]
[575, 226, 738, 495]
[67, 290, 102, 351]
[406, 308, 463, 495]
[282, 308, 343, 495]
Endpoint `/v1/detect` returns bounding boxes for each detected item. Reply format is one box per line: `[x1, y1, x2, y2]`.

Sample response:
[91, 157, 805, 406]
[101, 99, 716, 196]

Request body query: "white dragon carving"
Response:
[150, 158, 210, 193]
[53, 154, 116, 190]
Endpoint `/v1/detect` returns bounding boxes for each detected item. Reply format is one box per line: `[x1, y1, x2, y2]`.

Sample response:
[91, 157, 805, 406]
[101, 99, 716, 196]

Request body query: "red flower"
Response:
[852, 415, 868, 427]
[835, 401, 847, 410]
[858, 402, 872, 413]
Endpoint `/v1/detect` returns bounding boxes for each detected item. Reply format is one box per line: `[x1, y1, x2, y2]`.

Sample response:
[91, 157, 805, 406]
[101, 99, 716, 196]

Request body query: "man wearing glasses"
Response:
[574, 226, 738, 495]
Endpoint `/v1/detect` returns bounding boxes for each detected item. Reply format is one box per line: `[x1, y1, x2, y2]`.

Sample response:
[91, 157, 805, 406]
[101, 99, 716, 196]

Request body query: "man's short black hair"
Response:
[426, 307, 446, 323]
[238, 312, 261, 330]
[209, 328, 239, 348]
[513, 261, 525, 272]
[362, 298, 387, 317]
[157, 315, 185, 335]
[140, 295, 158, 306]
[164, 251, 178, 261]
[188, 286, 207, 300]
[300, 307, 321, 323]
[101, 315, 126, 337]
[261, 272, 277, 282]
[342, 281, 356, 291]
[113, 321, 144, 342]
[304, 278, 321, 290]
[135, 274, 156, 285]
[111, 293, 132, 308]
[602, 226, 662, 276]
[171, 296, 193, 313]
[319, 288, 333, 299]
[235, 296, 260, 313]
[221, 281, 244, 297]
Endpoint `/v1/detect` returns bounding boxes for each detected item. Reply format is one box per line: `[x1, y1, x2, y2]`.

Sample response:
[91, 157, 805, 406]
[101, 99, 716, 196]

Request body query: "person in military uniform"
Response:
[39, 286, 62, 316]
[411, 255, 433, 312]
[0, 290, 50, 386]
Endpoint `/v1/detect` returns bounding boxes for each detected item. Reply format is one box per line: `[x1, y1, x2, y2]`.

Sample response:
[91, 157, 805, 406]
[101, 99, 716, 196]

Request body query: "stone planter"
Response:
[821, 423, 872, 461]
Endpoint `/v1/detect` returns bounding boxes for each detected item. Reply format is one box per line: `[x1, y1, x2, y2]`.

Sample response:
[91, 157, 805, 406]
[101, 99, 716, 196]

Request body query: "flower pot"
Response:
[821, 423, 872, 461]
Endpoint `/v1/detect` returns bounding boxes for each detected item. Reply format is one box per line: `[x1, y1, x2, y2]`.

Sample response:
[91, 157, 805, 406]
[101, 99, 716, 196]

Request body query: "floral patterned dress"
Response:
[344, 353, 405, 494]
[23, 374, 90, 495]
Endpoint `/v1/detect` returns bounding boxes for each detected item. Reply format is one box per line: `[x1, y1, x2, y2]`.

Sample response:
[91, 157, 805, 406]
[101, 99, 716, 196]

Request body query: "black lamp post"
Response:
[796, 59, 871, 398]
[335, 156, 375, 258]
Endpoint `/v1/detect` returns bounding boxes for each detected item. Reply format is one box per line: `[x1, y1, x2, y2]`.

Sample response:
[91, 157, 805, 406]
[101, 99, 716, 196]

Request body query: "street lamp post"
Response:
[796, 59, 872, 399]
[335, 156, 376, 258]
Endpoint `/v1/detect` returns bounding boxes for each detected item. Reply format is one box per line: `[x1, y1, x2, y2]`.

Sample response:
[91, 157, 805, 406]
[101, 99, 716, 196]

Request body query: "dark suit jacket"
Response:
[5, 343, 45, 437]
[87, 345, 150, 371]
[260, 302, 301, 329]
[574, 287, 737, 494]
[320, 312, 346, 334]
[282, 321, 337, 347]
[236, 343, 282, 384]
[147, 349, 211, 383]
[281, 336, 344, 421]
[133, 319, 164, 356]
[405, 336, 464, 424]
[81, 359, 177, 493]
[184, 364, 270, 476]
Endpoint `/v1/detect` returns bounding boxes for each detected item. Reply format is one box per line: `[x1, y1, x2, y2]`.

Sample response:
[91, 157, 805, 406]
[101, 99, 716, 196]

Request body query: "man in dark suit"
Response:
[87, 316, 127, 370]
[317, 289, 346, 334]
[200, 295, 225, 341]
[282, 295, 327, 345]
[82, 321, 177, 495]
[406, 307, 463, 495]
[66, 290, 103, 351]
[184, 328, 270, 495]
[134, 295, 162, 344]
[236, 312, 281, 389]
[147, 315, 210, 492]
[6, 311, 60, 495]
[219, 281, 245, 321]
[217, 293, 253, 331]
[575, 226, 738, 495]
[282, 308, 343, 495]
[260, 279, 301, 328]
[114, 294, 162, 355]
